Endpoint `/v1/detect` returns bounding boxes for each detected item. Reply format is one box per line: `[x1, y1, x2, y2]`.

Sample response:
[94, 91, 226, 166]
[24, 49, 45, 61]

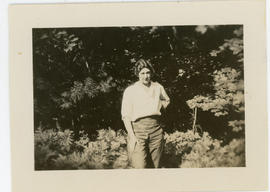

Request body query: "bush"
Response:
[180, 137, 245, 168]
[34, 128, 245, 170]
[162, 130, 245, 168]
[161, 130, 201, 167]
[34, 128, 129, 170]
[34, 128, 73, 170]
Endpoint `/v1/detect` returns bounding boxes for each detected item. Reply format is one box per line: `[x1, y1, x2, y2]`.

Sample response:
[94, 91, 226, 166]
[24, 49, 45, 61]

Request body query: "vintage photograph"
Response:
[33, 25, 245, 170]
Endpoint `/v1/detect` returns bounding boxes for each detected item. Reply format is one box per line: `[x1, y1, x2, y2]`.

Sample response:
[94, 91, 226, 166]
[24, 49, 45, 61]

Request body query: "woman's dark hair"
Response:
[134, 59, 155, 76]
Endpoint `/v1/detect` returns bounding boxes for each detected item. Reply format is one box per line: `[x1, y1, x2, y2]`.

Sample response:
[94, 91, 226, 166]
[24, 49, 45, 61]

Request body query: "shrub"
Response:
[161, 130, 201, 167]
[34, 128, 245, 169]
[35, 128, 129, 170]
[72, 128, 129, 169]
[180, 136, 245, 168]
[34, 128, 73, 170]
[162, 130, 245, 168]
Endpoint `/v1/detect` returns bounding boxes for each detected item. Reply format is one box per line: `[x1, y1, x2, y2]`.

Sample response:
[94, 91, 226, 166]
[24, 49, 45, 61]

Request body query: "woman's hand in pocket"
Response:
[129, 133, 138, 150]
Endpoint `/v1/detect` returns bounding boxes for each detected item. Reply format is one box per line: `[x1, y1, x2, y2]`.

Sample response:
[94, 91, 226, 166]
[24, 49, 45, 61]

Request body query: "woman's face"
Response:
[138, 68, 151, 85]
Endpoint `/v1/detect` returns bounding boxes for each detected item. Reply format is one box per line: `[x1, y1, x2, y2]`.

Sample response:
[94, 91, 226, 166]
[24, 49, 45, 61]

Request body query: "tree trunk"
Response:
[192, 107, 197, 133]
[72, 116, 81, 139]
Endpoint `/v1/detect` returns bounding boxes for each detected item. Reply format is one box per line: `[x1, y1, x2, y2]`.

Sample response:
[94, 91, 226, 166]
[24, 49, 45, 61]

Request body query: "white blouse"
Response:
[121, 81, 170, 122]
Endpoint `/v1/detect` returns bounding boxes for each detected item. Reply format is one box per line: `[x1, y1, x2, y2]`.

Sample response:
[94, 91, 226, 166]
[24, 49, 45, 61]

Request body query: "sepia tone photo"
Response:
[9, 1, 267, 192]
[33, 25, 245, 170]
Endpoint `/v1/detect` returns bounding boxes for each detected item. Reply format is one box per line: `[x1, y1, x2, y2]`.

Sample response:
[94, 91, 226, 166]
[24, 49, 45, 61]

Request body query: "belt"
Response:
[133, 115, 161, 123]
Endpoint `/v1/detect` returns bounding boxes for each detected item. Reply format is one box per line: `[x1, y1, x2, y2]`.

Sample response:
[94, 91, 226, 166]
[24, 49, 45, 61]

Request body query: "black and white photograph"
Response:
[33, 25, 245, 170]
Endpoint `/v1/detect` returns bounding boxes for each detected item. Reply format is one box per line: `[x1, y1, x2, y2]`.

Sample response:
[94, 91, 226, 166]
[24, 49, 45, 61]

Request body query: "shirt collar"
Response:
[135, 81, 153, 88]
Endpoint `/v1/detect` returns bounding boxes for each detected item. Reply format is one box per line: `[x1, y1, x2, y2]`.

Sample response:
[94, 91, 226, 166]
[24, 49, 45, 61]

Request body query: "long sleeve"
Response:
[121, 88, 133, 120]
[160, 85, 170, 109]
[121, 88, 136, 141]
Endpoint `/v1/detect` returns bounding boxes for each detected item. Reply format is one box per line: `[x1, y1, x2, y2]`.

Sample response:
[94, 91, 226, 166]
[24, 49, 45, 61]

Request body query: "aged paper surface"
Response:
[9, 0, 267, 192]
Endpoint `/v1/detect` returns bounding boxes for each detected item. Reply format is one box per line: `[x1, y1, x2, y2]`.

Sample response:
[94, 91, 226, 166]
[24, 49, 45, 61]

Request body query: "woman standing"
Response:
[121, 59, 170, 168]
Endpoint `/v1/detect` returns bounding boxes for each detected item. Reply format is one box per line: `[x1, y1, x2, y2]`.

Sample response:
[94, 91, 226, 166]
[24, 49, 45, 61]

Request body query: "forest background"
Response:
[33, 25, 245, 169]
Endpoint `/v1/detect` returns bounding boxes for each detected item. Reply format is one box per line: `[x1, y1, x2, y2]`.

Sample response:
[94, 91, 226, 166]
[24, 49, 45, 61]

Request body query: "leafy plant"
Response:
[34, 128, 74, 170]
[35, 128, 245, 170]
[180, 138, 245, 168]
[186, 67, 244, 117]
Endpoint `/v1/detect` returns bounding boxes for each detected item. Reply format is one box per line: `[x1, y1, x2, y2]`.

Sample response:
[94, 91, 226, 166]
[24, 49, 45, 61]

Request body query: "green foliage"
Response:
[35, 128, 245, 169]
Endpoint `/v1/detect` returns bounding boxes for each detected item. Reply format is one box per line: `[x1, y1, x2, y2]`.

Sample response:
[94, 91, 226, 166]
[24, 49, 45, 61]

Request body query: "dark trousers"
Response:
[128, 116, 164, 168]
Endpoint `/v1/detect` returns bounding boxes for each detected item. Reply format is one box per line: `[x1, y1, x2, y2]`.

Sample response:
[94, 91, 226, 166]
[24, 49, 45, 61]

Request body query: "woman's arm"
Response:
[121, 88, 137, 141]
[160, 85, 170, 109]
[123, 117, 137, 150]
[122, 117, 136, 138]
